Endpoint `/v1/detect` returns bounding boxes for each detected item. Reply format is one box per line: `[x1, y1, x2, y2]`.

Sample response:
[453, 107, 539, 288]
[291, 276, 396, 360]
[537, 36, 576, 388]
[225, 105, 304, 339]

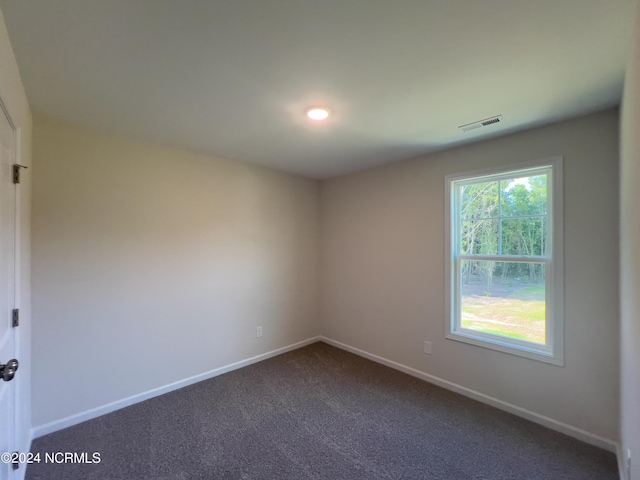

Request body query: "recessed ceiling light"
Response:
[306, 107, 331, 121]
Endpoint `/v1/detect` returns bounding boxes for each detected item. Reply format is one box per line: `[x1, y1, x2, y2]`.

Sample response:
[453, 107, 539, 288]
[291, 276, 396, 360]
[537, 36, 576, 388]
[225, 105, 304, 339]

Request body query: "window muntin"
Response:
[446, 159, 563, 365]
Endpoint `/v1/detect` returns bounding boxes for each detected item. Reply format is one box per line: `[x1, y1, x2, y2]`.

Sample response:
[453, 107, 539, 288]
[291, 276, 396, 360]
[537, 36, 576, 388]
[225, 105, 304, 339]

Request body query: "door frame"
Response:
[0, 94, 24, 480]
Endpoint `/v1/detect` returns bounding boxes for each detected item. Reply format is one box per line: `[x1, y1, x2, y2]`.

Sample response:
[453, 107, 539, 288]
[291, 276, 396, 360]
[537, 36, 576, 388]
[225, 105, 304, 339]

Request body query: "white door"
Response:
[0, 100, 18, 480]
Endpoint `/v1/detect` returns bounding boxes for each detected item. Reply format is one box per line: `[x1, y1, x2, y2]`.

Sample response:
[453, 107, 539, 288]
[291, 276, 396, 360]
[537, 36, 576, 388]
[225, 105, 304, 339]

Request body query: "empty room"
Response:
[0, 1, 639, 479]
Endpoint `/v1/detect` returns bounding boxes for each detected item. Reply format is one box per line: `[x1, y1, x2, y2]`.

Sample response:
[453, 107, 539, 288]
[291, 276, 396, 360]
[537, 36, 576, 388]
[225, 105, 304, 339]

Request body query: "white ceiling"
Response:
[1, 0, 637, 179]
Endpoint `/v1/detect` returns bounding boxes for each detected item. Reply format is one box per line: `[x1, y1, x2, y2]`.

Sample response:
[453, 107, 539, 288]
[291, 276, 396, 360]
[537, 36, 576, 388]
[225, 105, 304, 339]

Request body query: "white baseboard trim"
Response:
[32, 336, 322, 439]
[319, 336, 618, 454]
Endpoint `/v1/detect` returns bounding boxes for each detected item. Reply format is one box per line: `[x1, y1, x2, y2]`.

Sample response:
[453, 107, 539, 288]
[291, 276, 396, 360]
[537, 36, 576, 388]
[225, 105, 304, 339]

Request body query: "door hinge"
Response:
[12, 452, 19, 470]
[13, 164, 28, 184]
[12, 308, 19, 327]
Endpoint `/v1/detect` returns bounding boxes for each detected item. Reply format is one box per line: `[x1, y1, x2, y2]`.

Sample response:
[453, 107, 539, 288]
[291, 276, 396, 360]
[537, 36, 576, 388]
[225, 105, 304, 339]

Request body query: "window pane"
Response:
[460, 260, 546, 345]
[461, 219, 499, 255]
[461, 181, 499, 219]
[500, 174, 547, 217]
[501, 217, 547, 256]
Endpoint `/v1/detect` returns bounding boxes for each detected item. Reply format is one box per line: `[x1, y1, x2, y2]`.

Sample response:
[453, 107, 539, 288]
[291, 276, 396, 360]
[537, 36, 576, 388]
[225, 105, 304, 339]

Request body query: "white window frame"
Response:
[444, 156, 564, 366]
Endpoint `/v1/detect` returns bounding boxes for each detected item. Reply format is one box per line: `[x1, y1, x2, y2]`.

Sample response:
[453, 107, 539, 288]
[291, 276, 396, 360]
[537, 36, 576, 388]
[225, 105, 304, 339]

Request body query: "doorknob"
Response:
[0, 359, 18, 382]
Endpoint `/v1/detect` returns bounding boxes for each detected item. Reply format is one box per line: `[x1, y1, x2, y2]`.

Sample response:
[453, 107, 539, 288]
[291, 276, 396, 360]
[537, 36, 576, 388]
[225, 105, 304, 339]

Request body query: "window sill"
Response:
[445, 330, 564, 366]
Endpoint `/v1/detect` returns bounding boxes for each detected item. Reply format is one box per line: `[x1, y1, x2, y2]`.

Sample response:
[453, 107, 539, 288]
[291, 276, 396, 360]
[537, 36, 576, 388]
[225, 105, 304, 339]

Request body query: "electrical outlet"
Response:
[423, 341, 432, 355]
[256, 326, 262, 338]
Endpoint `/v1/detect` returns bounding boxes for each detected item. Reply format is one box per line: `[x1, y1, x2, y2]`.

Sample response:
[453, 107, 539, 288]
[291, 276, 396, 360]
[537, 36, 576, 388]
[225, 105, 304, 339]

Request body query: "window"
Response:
[445, 157, 564, 365]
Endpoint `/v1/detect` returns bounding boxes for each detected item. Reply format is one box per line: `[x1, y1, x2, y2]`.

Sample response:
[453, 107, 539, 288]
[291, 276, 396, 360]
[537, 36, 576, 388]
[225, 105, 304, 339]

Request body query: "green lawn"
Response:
[461, 290, 545, 344]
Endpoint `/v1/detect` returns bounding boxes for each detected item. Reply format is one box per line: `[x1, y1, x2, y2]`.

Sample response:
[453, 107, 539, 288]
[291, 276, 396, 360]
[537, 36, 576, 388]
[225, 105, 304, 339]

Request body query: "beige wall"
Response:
[0, 7, 32, 459]
[621, 4, 640, 479]
[32, 115, 320, 427]
[321, 109, 620, 441]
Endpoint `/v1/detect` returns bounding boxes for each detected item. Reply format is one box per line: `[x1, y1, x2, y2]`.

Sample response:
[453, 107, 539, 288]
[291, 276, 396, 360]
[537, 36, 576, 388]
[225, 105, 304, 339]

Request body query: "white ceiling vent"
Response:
[459, 115, 504, 133]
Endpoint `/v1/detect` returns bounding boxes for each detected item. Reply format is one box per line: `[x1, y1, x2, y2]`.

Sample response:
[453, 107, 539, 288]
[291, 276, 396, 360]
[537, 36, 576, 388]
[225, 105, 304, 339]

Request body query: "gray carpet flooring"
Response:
[26, 342, 618, 479]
